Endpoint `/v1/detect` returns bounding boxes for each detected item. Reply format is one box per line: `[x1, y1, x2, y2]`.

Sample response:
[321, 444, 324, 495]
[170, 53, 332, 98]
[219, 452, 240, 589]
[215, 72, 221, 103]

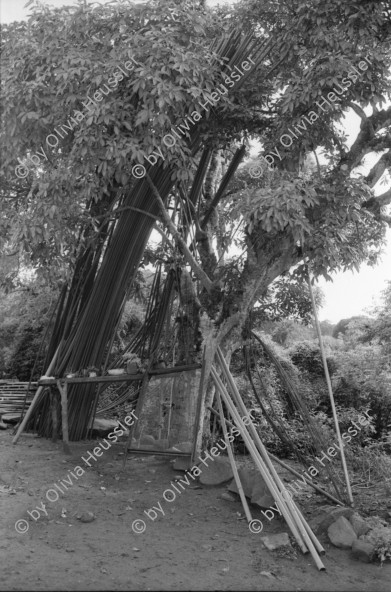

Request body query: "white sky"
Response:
[1, 0, 390, 324]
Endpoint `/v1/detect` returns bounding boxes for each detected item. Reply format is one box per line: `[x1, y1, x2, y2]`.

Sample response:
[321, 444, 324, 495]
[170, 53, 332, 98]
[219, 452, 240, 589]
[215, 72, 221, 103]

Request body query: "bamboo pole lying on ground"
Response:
[215, 390, 253, 524]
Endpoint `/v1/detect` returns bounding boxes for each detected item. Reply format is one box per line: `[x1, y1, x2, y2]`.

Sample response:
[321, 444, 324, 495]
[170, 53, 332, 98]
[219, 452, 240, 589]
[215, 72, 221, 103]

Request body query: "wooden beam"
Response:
[37, 364, 203, 387]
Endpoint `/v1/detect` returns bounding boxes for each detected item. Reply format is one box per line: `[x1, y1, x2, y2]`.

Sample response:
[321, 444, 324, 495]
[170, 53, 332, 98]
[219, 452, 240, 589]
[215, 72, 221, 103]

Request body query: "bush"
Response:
[0, 282, 58, 380]
[289, 340, 327, 376]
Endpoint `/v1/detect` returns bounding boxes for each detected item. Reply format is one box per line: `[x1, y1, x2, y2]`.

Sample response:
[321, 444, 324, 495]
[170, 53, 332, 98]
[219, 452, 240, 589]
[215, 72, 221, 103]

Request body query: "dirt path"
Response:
[1, 428, 390, 591]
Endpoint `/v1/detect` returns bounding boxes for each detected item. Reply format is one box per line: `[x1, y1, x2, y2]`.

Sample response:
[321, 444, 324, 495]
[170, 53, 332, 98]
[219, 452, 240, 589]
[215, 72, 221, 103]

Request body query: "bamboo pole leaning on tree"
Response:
[212, 368, 326, 570]
[215, 390, 253, 524]
[211, 356, 326, 570]
[215, 349, 326, 562]
[211, 367, 309, 554]
[306, 266, 354, 506]
[207, 405, 344, 506]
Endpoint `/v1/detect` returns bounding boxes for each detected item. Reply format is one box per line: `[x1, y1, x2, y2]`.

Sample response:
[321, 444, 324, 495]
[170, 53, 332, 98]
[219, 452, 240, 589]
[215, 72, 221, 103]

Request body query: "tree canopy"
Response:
[1, 0, 390, 341]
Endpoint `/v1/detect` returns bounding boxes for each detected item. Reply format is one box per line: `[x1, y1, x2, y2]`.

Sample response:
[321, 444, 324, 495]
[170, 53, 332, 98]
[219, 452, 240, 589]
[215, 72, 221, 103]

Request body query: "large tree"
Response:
[1, 0, 390, 438]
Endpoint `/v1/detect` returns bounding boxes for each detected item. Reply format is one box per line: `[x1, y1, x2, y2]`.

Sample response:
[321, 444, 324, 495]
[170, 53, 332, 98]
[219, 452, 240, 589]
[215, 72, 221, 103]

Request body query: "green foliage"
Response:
[0, 279, 58, 379]
[0, 0, 228, 279]
[373, 536, 391, 565]
[2, 0, 389, 289]
[289, 340, 327, 376]
[362, 280, 391, 350]
[234, 174, 319, 238]
[270, 320, 312, 347]
[332, 315, 372, 338]
[6, 325, 45, 381]
[332, 343, 391, 437]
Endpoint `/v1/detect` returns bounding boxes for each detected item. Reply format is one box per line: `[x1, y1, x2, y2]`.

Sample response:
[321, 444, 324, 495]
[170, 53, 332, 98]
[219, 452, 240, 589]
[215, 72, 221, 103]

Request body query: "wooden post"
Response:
[57, 379, 71, 455]
[13, 346, 60, 444]
[122, 373, 149, 470]
[50, 388, 58, 443]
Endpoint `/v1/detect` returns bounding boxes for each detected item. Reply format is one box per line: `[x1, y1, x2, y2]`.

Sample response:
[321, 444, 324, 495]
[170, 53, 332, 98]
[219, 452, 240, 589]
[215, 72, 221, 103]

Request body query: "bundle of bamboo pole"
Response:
[211, 347, 326, 571]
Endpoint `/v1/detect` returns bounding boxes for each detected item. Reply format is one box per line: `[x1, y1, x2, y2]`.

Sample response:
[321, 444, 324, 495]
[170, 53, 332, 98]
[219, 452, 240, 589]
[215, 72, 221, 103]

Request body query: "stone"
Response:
[261, 533, 291, 551]
[221, 492, 237, 502]
[92, 418, 123, 438]
[1, 413, 21, 424]
[165, 446, 181, 453]
[228, 468, 256, 498]
[199, 457, 233, 486]
[351, 539, 375, 563]
[172, 457, 191, 471]
[78, 511, 95, 523]
[172, 441, 193, 453]
[328, 516, 357, 549]
[154, 438, 170, 450]
[250, 475, 275, 509]
[349, 513, 371, 537]
[315, 506, 355, 535]
[139, 435, 157, 446]
[0, 420, 7, 430]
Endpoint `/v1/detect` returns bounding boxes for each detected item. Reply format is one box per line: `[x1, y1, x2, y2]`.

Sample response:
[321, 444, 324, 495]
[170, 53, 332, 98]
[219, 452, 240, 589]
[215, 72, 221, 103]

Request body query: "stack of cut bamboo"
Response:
[211, 347, 326, 571]
[0, 382, 36, 416]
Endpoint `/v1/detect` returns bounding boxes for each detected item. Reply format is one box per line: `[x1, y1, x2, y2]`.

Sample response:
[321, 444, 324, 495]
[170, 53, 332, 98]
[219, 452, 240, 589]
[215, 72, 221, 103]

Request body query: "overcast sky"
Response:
[2, 0, 390, 323]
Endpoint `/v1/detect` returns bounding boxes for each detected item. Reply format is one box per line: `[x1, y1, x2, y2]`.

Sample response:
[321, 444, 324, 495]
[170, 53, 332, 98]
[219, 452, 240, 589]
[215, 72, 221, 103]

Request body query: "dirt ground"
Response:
[1, 427, 391, 592]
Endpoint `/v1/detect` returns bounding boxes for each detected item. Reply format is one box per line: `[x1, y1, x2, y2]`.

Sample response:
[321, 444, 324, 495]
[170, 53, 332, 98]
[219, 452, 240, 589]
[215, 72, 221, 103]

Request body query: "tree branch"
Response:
[152, 223, 176, 251]
[375, 187, 391, 207]
[379, 212, 391, 226]
[146, 173, 214, 294]
[365, 150, 391, 188]
[347, 101, 368, 122]
[341, 106, 391, 170]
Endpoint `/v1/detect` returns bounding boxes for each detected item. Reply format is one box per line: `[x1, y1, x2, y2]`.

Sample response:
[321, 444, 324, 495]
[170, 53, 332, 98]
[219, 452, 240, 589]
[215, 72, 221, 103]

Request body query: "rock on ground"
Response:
[314, 506, 355, 535]
[349, 513, 371, 537]
[92, 418, 125, 438]
[250, 475, 275, 509]
[1, 413, 22, 424]
[172, 457, 192, 471]
[228, 469, 274, 508]
[328, 516, 357, 549]
[261, 533, 291, 551]
[221, 492, 237, 502]
[351, 540, 375, 563]
[199, 457, 233, 486]
[139, 435, 157, 446]
[172, 441, 193, 453]
[228, 468, 255, 497]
